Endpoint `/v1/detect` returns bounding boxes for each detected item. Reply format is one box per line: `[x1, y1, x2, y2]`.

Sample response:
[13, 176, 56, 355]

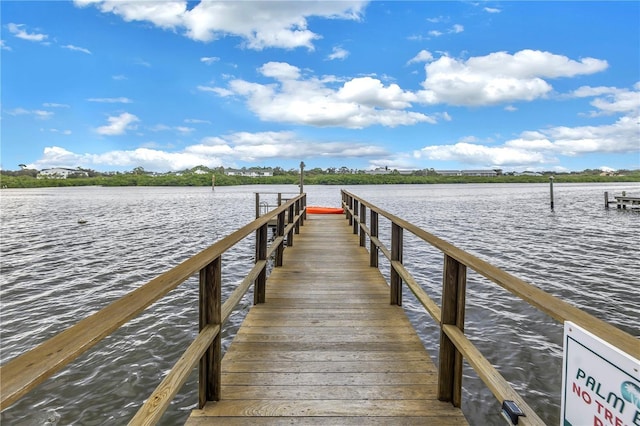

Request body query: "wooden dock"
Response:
[186, 214, 468, 425]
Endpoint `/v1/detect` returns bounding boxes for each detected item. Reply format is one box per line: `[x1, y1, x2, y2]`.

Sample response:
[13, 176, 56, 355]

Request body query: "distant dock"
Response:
[604, 192, 640, 209]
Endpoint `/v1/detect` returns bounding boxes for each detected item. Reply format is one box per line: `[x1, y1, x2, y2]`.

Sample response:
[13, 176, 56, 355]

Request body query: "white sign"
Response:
[561, 321, 640, 426]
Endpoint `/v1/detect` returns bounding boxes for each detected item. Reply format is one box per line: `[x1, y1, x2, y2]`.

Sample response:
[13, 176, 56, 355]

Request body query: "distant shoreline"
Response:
[1, 172, 639, 189]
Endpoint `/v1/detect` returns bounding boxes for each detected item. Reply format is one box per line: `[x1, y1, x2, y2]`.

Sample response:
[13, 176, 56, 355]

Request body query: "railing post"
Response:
[390, 223, 403, 305]
[359, 204, 366, 247]
[254, 223, 268, 303]
[255, 193, 260, 219]
[353, 199, 359, 235]
[370, 210, 378, 267]
[294, 199, 301, 234]
[301, 194, 306, 224]
[199, 256, 221, 407]
[347, 195, 353, 226]
[275, 211, 285, 268]
[438, 254, 467, 407]
[287, 203, 295, 246]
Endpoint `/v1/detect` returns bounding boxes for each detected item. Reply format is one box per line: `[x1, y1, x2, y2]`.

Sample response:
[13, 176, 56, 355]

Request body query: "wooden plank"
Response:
[186, 214, 467, 424]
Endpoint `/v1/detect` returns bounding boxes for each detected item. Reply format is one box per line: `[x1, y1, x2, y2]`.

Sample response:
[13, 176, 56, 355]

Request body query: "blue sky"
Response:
[1, 1, 639, 173]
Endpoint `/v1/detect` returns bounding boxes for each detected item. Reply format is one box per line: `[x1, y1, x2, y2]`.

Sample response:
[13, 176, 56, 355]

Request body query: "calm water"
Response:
[1, 183, 638, 425]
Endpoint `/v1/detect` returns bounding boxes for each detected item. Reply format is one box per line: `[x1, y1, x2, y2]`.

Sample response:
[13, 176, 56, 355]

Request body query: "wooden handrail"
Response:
[341, 189, 637, 422]
[0, 194, 307, 416]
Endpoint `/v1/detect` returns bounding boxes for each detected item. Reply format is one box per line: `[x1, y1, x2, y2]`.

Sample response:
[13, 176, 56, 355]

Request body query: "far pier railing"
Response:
[341, 189, 638, 426]
[0, 193, 307, 424]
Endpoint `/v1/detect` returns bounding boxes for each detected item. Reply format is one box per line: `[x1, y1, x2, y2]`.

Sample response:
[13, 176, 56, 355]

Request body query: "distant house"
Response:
[436, 170, 499, 177]
[225, 168, 273, 177]
[37, 168, 89, 179]
[365, 167, 391, 175]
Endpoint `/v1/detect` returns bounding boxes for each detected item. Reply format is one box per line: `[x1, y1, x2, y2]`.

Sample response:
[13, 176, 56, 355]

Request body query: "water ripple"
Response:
[1, 184, 638, 426]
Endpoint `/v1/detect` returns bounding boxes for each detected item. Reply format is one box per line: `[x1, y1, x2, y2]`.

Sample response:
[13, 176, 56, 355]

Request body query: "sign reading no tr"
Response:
[561, 322, 640, 426]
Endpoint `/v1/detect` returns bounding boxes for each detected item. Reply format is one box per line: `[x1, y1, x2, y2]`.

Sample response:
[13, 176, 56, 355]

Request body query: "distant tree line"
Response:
[1, 166, 639, 188]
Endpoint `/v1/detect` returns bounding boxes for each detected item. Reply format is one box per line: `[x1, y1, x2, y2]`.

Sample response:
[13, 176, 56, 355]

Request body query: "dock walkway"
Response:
[186, 214, 468, 425]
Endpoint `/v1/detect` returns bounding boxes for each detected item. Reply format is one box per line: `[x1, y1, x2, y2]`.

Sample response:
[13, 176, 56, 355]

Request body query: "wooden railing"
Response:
[341, 190, 638, 426]
[0, 193, 307, 425]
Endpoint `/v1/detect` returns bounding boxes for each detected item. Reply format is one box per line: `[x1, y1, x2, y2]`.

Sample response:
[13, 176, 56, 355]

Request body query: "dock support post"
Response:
[301, 194, 307, 223]
[370, 210, 379, 268]
[255, 223, 268, 303]
[287, 203, 295, 245]
[390, 223, 403, 306]
[549, 176, 555, 210]
[359, 204, 366, 247]
[438, 254, 467, 407]
[295, 199, 301, 233]
[255, 193, 260, 219]
[604, 191, 609, 209]
[353, 200, 359, 235]
[199, 256, 222, 407]
[274, 212, 285, 269]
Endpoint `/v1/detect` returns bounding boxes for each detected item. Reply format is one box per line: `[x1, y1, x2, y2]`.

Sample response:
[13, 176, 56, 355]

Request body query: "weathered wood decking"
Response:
[186, 214, 468, 425]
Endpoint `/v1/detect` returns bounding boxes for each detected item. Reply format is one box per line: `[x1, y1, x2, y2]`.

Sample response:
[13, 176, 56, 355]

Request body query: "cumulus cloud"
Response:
[29, 131, 388, 171]
[7, 23, 48, 42]
[328, 46, 349, 61]
[407, 49, 433, 65]
[96, 112, 139, 135]
[1, 40, 11, 51]
[73, 0, 367, 50]
[415, 113, 639, 168]
[418, 49, 608, 106]
[570, 83, 640, 116]
[204, 61, 436, 128]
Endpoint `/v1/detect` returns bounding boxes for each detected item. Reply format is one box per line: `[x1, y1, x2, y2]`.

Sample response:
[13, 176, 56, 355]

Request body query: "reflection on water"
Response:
[1, 183, 638, 425]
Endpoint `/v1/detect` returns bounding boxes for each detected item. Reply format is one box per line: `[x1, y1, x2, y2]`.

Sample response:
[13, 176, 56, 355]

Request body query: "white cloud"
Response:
[6, 108, 53, 119]
[328, 46, 349, 61]
[49, 128, 73, 135]
[112, 75, 127, 80]
[96, 112, 139, 135]
[74, 1, 367, 50]
[414, 112, 639, 168]
[484, 7, 501, 13]
[43, 103, 70, 108]
[150, 124, 195, 134]
[205, 61, 436, 128]
[30, 131, 388, 171]
[197, 85, 235, 97]
[63, 44, 92, 54]
[451, 24, 464, 34]
[184, 118, 211, 124]
[407, 49, 433, 65]
[200, 56, 219, 65]
[1, 40, 11, 51]
[7, 23, 48, 42]
[417, 142, 550, 167]
[87, 97, 133, 103]
[571, 84, 640, 116]
[418, 49, 608, 106]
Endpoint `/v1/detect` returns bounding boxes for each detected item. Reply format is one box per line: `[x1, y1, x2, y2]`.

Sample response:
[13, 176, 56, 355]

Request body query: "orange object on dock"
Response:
[306, 206, 344, 214]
